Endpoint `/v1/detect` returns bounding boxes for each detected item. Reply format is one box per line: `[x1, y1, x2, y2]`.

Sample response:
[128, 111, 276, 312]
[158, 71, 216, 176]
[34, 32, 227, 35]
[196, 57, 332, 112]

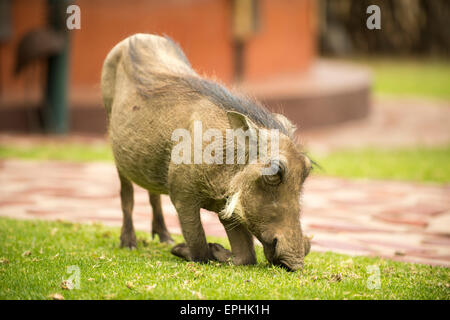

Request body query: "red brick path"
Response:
[1, 159, 449, 267]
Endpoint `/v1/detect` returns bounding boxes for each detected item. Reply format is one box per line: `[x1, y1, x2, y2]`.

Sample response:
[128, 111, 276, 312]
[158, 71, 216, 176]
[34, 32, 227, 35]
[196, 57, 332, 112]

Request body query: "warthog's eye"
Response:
[262, 160, 286, 186]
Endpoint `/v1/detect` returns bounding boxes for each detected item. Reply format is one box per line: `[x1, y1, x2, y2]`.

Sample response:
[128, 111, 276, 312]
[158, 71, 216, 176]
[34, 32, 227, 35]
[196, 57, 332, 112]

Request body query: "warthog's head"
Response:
[221, 111, 312, 271]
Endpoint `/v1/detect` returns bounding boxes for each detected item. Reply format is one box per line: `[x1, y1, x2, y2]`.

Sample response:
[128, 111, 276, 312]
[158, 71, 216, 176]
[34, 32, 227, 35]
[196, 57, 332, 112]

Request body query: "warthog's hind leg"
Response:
[149, 193, 174, 243]
[118, 171, 136, 249]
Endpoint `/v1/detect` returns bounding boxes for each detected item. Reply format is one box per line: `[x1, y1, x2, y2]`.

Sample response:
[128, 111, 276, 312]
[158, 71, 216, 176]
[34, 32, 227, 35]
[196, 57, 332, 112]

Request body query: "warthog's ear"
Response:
[274, 113, 297, 138]
[226, 111, 258, 164]
[226, 111, 256, 132]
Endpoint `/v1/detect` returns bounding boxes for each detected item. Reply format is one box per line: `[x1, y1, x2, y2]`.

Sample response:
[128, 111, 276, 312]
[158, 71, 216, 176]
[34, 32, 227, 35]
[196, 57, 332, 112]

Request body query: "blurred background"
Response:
[0, 0, 447, 130]
[0, 0, 449, 266]
[0, 0, 449, 178]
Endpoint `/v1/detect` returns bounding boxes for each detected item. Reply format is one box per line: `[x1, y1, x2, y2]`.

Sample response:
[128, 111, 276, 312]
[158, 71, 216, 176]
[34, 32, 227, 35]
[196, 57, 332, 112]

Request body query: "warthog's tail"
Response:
[101, 37, 126, 118]
[101, 33, 195, 118]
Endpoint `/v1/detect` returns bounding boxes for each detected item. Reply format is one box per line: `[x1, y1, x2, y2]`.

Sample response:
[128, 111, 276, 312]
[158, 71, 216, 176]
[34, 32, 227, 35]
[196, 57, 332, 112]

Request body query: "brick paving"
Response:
[1, 159, 449, 267]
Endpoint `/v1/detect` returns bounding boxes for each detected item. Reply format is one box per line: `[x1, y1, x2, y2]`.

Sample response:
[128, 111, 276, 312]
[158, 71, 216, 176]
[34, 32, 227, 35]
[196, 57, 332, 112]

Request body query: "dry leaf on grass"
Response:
[61, 280, 74, 290]
[102, 231, 112, 238]
[50, 293, 64, 300]
[189, 290, 204, 299]
[22, 251, 31, 257]
[196, 292, 205, 299]
[340, 258, 354, 268]
[330, 273, 343, 282]
[144, 284, 157, 291]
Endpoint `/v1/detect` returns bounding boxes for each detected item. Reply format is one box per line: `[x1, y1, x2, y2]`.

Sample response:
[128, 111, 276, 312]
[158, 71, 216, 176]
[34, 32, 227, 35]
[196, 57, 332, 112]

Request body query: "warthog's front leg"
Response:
[169, 197, 231, 262]
[170, 198, 210, 262]
[220, 218, 256, 266]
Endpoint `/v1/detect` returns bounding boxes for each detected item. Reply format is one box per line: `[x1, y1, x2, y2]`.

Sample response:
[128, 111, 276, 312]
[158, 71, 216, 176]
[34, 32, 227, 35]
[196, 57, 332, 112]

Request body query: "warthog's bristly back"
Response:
[126, 34, 288, 135]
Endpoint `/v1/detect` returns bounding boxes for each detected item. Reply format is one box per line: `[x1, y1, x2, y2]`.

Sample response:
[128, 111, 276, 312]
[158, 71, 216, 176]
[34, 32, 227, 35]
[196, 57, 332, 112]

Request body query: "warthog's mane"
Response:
[127, 35, 289, 136]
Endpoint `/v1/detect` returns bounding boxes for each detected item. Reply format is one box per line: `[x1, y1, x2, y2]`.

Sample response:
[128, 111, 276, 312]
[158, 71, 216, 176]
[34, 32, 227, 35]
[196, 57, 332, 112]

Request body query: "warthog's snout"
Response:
[261, 234, 311, 272]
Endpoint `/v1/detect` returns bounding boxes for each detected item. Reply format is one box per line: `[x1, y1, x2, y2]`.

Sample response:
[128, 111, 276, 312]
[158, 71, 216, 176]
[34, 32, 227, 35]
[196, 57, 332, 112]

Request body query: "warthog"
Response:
[101, 34, 312, 271]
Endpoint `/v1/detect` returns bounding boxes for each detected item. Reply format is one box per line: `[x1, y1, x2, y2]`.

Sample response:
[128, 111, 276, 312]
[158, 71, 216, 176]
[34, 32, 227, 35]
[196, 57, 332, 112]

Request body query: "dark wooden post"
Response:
[44, 0, 70, 133]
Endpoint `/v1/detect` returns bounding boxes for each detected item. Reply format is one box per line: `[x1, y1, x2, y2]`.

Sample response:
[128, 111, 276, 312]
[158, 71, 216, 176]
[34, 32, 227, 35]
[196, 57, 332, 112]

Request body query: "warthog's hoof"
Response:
[170, 243, 232, 263]
[171, 243, 191, 260]
[208, 243, 232, 262]
[120, 232, 137, 249]
[152, 231, 174, 244]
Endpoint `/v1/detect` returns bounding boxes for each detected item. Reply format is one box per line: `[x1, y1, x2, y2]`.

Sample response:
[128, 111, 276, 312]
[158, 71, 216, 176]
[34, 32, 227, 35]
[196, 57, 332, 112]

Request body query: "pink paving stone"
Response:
[0, 200, 37, 207]
[307, 223, 387, 233]
[311, 239, 373, 254]
[25, 209, 66, 216]
[402, 251, 450, 261]
[22, 187, 77, 197]
[373, 212, 429, 228]
[425, 213, 450, 236]
[65, 193, 119, 200]
[356, 238, 434, 255]
[84, 216, 122, 222]
[330, 198, 392, 206]
[367, 190, 409, 198]
[422, 236, 450, 247]
[381, 205, 448, 217]
[378, 254, 449, 267]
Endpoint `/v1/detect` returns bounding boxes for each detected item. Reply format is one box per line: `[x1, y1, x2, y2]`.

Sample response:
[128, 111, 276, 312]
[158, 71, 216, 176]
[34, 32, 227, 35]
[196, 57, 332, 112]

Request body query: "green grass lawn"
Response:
[351, 58, 450, 100]
[0, 218, 448, 300]
[1, 143, 449, 183]
[312, 146, 450, 183]
[0, 143, 114, 163]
